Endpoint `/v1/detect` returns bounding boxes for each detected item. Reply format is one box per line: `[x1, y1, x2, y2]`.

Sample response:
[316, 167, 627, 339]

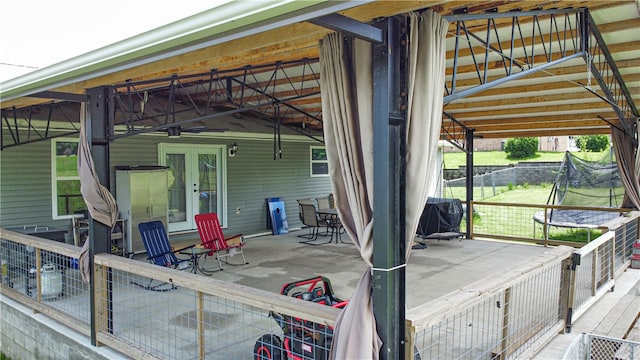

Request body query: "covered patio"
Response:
[1, 1, 638, 359]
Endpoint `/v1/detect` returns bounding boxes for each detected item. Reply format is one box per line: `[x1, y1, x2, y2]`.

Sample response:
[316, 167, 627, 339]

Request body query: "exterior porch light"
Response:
[229, 142, 238, 157]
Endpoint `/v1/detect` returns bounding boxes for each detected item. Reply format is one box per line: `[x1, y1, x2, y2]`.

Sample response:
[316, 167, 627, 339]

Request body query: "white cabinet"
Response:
[115, 166, 169, 255]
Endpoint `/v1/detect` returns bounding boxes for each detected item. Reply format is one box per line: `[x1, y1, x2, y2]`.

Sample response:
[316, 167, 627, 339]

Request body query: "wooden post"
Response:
[94, 263, 109, 345]
[500, 287, 512, 358]
[561, 255, 578, 333]
[610, 238, 615, 282]
[405, 320, 416, 360]
[543, 207, 549, 247]
[197, 291, 205, 360]
[35, 248, 42, 303]
[591, 248, 598, 296]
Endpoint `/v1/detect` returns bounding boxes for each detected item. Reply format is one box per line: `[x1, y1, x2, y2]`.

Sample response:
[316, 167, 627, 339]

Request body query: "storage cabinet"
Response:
[115, 166, 169, 255]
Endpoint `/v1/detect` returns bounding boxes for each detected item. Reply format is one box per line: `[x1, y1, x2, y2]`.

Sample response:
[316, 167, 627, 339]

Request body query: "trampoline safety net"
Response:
[538, 150, 625, 228]
[550, 150, 624, 208]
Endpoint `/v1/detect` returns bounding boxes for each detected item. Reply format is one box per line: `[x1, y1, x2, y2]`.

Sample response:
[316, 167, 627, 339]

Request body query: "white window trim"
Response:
[51, 138, 82, 220]
[310, 146, 329, 177]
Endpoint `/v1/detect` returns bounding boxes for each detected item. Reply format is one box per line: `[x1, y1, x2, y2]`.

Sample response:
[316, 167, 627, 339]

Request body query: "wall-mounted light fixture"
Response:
[167, 127, 181, 138]
[229, 142, 238, 157]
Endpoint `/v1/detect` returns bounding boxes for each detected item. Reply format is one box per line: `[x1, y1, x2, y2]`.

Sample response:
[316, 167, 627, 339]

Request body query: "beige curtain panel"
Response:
[320, 10, 448, 359]
[611, 123, 640, 209]
[77, 103, 119, 283]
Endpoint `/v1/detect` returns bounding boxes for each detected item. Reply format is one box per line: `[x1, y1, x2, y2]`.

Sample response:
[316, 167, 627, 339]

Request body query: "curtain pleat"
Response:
[320, 10, 448, 359]
[77, 103, 119, 283]
[611, 123, 640, 209]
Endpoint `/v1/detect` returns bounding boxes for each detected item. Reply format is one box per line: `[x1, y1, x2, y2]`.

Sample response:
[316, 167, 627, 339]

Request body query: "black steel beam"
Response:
[372, 15, 407, 360]
[310, 13, 383, 43]
[85, 86, 114, 345]
[444, 52, 585, 104]
[586, 12, 638, 138]
[465, 129, 474, 239]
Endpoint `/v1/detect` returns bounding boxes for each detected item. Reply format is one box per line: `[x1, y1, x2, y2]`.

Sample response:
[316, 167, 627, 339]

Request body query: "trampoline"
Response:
[532, 209, 622, 242]
[533, 151, 625, 242]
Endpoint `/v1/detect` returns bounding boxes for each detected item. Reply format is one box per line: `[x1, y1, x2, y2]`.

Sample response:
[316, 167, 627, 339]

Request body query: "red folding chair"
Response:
[195, 213, 248, 272]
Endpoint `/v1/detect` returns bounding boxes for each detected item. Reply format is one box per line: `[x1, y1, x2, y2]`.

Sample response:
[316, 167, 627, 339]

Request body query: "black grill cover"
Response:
[416, 197, 463, 236]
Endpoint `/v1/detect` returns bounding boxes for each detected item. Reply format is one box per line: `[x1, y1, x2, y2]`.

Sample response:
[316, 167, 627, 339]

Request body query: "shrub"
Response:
[504, 137, 538, 159]
[574, 135, 609, 152]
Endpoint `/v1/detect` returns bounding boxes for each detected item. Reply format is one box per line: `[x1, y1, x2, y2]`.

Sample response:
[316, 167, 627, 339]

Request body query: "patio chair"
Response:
[297, 202, 332, 245]
[133, 220, 198, 291]
[195, 213, 248, 272]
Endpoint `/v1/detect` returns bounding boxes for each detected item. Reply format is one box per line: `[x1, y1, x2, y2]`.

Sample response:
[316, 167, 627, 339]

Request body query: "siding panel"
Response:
[1, 133, 332, 238]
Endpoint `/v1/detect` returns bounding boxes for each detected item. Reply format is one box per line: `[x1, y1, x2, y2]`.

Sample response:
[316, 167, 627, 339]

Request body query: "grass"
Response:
[442, 150, 608, 169]
[451, 183, 602, 244]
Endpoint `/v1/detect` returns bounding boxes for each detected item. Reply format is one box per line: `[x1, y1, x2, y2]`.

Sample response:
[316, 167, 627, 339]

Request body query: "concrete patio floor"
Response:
[176, 228, 553, 309]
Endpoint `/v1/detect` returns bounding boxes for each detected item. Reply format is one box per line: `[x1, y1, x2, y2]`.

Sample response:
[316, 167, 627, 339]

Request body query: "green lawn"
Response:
[442, 150, 608, 169]
[453, 184, 606, 243]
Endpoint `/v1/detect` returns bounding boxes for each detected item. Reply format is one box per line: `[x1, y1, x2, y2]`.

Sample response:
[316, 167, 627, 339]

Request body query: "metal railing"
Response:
[406, 245, 573, 360]
[0, 228, 339, 360]
[2, 208, 638, 359]
[563, 333, 640, 360]
[468, 201, 635, 246]
[406, 211, 639, 359]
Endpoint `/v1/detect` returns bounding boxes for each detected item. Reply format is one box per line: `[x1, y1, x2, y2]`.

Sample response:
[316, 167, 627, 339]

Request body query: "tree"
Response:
[504, 137, 538, 159]
[574, 135, 609, 152]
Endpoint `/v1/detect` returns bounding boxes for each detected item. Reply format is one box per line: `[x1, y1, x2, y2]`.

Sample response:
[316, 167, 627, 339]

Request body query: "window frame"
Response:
[51, 138, 85, 220]
[310, 146, 329, 177]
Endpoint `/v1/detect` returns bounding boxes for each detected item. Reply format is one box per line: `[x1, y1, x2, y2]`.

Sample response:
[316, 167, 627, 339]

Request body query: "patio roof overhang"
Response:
[1, 0, 638, 150]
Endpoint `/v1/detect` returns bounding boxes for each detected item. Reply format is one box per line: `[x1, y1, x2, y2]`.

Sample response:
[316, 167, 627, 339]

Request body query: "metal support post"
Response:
[465, 129, 474, 239]
[372, 16, 407, 360]
[85, 86, 114, 345]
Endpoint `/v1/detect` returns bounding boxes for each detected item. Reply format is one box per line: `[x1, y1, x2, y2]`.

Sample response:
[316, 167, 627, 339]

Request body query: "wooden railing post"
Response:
[35, 247, 42, 302]
[591, 247, 598, 296]
[93, 263, 109, 346]
[197, 291, 205, 360]
[561, 254, 579, 333]
[405, 320, 416, 360]
[543, 206, 549, 247]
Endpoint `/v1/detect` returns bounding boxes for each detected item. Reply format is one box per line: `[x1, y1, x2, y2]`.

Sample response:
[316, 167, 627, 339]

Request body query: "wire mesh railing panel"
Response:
[103, 271, 260, 359]
[0, 237, 89, 325]
[573, 251, 594, 310]
[595, 241, 614, 289]
[415, 291, 505, 360]
[612, 216, 639, 273]
[94, 256, 340, 360]
[500, 263, 564, 359]
[412, 248, 568, 360]
[472, 203, 540, 240]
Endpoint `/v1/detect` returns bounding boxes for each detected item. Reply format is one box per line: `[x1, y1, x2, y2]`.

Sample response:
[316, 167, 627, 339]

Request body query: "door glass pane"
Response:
[166, 154, 187, 224]
[198, 154, 217, 214]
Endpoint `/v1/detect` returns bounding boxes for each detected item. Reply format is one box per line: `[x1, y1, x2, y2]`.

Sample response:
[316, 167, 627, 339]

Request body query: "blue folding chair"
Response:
[132, 221, 197, 291]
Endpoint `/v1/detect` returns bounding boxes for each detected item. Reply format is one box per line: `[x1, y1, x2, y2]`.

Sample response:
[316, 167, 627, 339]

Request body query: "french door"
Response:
[159, 144, 227, 232]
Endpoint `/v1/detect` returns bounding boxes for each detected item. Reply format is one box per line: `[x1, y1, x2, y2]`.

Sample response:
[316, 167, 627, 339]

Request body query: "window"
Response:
[310, 146, 329, 177]
[52, 139, 86, 219]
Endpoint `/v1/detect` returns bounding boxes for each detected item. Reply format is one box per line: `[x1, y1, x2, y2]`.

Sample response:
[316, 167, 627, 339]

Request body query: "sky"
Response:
[0, 0, 225, 83]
